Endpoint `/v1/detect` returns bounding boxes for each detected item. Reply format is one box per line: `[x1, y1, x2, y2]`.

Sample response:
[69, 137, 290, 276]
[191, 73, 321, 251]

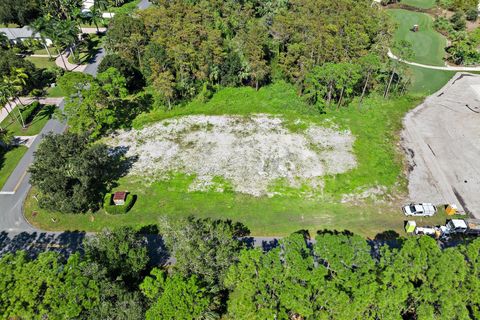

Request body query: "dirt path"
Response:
[402, 72, 480, 217]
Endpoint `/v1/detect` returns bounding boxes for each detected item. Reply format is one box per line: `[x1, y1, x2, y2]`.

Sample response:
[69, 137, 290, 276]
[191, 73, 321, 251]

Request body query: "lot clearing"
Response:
[110, 114, 356, 197]
[27, 82, 450, 237]
[402, 73, 480, 217]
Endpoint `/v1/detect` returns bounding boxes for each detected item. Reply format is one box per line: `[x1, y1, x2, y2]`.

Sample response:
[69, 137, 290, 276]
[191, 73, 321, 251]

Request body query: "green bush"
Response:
[103, 193, 135, 214]
[466, 8, 478, 21]
[21, 101, 42, 124]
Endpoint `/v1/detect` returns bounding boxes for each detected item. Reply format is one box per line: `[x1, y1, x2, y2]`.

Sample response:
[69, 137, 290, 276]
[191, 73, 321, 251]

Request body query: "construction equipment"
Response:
[406, 219, 480, 238]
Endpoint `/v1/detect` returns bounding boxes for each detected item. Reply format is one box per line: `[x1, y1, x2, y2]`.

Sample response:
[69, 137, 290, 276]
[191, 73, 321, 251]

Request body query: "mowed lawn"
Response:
[0, 146, 27, 190]
[25, 57, 57, 69]
[401, 0, 436, 9]
[0, 104, 55, 136]
[24, 82, 439, 237]
[389, 9, 446, 66]
[408, 66, 457, 94]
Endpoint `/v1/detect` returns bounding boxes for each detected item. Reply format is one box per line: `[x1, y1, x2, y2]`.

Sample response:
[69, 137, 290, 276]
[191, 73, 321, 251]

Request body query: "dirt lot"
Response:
[402, 73, 480, 217]
[110, 114, 356, 197]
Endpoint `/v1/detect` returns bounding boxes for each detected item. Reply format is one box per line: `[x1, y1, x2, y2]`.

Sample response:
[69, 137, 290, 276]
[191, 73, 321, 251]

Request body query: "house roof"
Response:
[113, 191, 127, 201]
[0, 26, 41, 40]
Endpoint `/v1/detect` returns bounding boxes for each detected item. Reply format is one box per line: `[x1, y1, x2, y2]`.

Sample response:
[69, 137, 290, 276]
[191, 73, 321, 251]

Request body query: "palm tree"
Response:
[29, 19, 54, 59]
[95, 0, 110, 11]
[3, 68, 29, 128]
[0, 83, 22, 128]
[90, 6, 104, 33]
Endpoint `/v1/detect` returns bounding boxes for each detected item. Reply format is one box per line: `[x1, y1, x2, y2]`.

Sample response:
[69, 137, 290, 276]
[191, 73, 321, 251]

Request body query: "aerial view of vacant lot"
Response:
[4, 0, 480, 319]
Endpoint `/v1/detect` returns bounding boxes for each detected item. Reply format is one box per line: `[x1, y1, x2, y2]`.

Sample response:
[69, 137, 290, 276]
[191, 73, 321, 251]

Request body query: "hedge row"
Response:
[21, 101, 43, 124]
[103, 193, 135, 214]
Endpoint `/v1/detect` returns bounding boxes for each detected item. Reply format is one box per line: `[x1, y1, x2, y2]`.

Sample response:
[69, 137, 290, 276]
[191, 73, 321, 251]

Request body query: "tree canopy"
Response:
[29, 132, 123, 213]
[2, 225, 480, 319]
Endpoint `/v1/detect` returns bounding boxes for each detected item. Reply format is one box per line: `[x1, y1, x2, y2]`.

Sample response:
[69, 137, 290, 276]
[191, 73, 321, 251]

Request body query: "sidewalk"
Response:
[55, 51, 87, 72]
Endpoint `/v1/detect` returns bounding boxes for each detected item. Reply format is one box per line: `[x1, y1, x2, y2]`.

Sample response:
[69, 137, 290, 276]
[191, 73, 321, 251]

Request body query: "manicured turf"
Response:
[408, 65, 457, 94]
[401, 0, 436, 9]
[389, 9, 446, 66]
[0, 146, 28, 190]
[47, 86, 66, 98]
[25, 57, 56, 69]
[0, 104, 55, 136]
[25, 82, 434, 237]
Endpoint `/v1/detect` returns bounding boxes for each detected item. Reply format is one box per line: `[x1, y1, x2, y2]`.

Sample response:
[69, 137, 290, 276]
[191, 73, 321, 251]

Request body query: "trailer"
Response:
[406, 219, 480, 238]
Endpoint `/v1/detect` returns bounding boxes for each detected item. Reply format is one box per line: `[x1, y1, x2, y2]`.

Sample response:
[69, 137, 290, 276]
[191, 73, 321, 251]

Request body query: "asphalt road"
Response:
[0, 101, 67, 231]
[83, 48, 106, 76]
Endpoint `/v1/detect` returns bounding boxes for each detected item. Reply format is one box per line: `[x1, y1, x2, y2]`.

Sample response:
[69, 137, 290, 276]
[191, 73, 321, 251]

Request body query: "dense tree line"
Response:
[104, 0, 401, 110]
[2, 219, 480, 319]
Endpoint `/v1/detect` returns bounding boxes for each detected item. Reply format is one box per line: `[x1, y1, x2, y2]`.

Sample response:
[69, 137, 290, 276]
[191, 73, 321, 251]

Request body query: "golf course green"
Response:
[389, 9, 447, 66]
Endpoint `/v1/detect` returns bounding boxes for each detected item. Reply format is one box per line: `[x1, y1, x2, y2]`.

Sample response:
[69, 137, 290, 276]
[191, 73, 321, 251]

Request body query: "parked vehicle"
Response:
[402, 203, 437, 216]
[405, 219, 480, 238]
[441, 219, 480, 235]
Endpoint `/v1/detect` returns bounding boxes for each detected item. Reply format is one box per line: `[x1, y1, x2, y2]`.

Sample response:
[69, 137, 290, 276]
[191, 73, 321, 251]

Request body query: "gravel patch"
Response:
[110, 114, 356, 196]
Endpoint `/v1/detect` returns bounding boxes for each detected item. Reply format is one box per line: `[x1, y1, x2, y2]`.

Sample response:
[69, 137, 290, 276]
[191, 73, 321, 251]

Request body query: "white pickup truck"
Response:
[402, 203, 437, 217]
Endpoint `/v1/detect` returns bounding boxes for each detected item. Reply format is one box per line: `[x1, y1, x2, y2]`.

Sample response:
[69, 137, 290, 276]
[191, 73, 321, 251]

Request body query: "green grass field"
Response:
[25, 57, 56, 69]
[0, 146, 28, 190]
[0, 105, 55, 136]
[407, 65, 457, 94]
[25, 82, 437, 237]
[401, 0, 436, 9]
[389, 9, 447, 66]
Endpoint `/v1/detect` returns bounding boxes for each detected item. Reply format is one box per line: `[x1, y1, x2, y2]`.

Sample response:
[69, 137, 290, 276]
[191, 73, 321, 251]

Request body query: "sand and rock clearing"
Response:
[110, 114, 356, 196]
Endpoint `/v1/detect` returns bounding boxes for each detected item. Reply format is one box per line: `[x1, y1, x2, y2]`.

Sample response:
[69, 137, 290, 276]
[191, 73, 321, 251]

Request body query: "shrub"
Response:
[20, 101, 42, 124]
[103, 193, 135, 214]
[450, 12, 466, 31]
[466, 8, 478, 21]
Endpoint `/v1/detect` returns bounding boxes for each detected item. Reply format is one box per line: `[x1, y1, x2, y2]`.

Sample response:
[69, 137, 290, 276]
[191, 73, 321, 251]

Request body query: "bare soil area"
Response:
[402, 73, 480, 217]
[110, 114, 356, 197]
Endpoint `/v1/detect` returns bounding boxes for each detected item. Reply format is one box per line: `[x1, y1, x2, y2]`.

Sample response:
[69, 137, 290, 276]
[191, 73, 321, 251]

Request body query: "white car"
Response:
[402, 203, 437, 217]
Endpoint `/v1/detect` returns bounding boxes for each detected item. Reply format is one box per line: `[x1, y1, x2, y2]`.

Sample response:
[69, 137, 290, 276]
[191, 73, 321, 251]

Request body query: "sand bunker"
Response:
[110, 114, 356, 196]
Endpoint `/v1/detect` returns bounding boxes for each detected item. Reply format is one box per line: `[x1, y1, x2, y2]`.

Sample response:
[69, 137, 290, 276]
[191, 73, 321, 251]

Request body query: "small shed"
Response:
[113, 191, 127, 206]
[405, 220, 416, 233]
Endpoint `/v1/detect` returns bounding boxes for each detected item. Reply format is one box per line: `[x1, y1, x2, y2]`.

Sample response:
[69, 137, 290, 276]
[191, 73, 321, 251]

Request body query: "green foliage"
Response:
[103, 193, 135, 214]
[0, 49, 37, 92]
[141, 269, 214, 320]
[466, 8, 478, 21]
[450, 11, 467, 31]
[29, 132, 122, 213]
[56, 72, 95, 97]
[98, 54, 145, 92]
[63, 67, 149, 138]
[0, 252, 100, 319]
[83, 227, 149, 286]
[0, 0, 40, 26]
[159, 216, 250, 291]
[105, 14, 146, 67]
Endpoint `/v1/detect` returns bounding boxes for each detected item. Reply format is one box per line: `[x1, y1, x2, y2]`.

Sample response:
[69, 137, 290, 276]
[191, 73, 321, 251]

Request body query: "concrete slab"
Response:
[402, 73, 480, 217]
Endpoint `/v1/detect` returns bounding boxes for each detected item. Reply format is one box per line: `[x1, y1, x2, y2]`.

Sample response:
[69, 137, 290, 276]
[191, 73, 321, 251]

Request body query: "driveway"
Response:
[402, 73, 480, 217]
